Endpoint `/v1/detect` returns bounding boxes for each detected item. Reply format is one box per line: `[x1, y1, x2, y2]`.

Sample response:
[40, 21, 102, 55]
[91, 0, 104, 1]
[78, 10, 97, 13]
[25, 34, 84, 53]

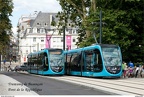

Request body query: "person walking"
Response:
[3, 59, 7, 71]
[127, 61, 134, 77]
[122, 62, 127, 78]
[135, 64, 140, 78]
[3, 59, 6, 65]
[128, 61, 134, 68]
[139, 65, 143, 78]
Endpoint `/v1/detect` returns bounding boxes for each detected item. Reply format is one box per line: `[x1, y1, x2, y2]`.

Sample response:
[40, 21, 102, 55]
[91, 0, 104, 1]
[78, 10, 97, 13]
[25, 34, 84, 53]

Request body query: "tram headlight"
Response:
[51, 66, 63, 72]
[106, 66, 121, 74]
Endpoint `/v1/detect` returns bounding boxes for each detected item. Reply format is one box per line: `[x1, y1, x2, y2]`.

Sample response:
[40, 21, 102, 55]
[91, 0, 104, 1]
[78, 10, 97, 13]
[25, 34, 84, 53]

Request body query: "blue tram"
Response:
[27, 48, 65, 75]
[64, 44, 122, 78]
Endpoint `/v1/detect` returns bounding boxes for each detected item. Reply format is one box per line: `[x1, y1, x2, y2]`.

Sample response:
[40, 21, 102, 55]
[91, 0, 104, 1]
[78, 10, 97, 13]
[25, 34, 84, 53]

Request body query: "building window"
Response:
[40, 28, 45, 33]
[45, 23, 48, 26]
[37, 28, 40, 33]
[22, 26, 24, 30]
[33, 27, 37, 33]
[69, 29, 72, 34]
[73, 38, 76, 42]
[53, 37, 57, 42]
[33, 37, 36, 42]
[37, 23, 40, 26]
[40, 44, 44, 49]
[26, 50, 28, 54]
[41, 37, 44, 42]
[61, 37, 63, 42]
[73, 30, 76, 34]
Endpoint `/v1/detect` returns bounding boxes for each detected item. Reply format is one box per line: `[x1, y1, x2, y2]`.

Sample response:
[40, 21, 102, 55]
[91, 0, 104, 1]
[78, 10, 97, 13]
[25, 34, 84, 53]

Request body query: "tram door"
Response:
[43, 53, 48, 71]
[84, 49, 103, 73]
[84, 50, 94, 72]
[65, 54, 71, 75]
[66, 52, 82, 75]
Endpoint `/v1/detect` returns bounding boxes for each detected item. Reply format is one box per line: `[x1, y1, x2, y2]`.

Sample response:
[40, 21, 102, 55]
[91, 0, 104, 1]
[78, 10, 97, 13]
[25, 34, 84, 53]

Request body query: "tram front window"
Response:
[102, 47, 121, 74]
[102, 47, 121, 66]
[50, 55, 64, 72]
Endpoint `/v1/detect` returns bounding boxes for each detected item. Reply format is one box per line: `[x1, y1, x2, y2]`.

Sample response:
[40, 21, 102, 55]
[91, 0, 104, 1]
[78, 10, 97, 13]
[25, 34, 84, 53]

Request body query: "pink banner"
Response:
[45, 35, 51, 48]
[66, 35, 71, 50]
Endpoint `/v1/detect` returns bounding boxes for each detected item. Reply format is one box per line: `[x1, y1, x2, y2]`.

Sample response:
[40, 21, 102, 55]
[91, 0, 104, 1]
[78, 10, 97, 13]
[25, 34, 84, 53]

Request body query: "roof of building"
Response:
[30, 11, 58, 29]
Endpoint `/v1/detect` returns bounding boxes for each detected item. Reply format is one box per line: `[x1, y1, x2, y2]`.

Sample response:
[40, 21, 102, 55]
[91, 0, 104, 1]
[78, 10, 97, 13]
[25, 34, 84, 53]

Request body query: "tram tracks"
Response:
[19, 72, 144, 95]
[46, 76, 144, 95]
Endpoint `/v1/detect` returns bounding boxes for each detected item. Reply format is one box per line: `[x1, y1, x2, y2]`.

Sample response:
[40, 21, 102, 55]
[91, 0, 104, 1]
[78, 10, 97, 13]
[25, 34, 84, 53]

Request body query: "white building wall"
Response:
[18, 12, 79, 63]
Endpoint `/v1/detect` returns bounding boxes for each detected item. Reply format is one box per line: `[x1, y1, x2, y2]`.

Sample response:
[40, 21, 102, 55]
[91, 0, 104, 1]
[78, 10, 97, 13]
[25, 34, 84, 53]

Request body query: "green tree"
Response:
[57, 0, 94, 37]
[0, 0, 13, 65]
[0, 0, 13, 50]
[97, 0, 144, 62]
[57, 0, 144, 62]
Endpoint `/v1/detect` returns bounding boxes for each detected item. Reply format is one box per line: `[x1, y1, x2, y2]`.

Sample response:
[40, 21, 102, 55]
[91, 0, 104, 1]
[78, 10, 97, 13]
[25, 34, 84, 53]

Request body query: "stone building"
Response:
[17, 11, 78, 63]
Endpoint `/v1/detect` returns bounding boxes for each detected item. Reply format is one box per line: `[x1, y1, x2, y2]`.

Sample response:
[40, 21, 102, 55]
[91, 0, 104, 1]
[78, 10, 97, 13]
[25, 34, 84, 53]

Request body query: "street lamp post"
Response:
[63, 26, 65, 50]
[99, 10, 102, 44]
[9, 43, 13, 65]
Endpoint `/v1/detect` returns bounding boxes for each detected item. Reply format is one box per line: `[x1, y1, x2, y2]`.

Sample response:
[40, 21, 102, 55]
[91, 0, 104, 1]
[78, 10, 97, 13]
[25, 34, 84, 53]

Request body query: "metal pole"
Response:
[63, 26, 65, 50]
[99, 10, 102, 44]
[0, 53, 1, 71]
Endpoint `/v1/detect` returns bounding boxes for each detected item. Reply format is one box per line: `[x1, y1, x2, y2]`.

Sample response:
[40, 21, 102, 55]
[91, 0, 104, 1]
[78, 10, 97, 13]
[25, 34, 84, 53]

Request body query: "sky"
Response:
[10, 0, 62, 34]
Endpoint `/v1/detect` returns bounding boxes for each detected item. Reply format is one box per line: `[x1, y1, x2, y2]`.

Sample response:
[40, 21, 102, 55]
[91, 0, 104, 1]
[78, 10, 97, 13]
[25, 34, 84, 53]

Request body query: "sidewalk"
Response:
[0, 73, 38, 95]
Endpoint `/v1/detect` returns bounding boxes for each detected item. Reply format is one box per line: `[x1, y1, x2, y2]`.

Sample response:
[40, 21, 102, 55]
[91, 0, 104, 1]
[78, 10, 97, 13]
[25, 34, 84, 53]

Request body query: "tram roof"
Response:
[27, 48, 63, 56]
[41, 48, 63, 51]
[92, 43, 119, 47]
[65, 44, 119, 53]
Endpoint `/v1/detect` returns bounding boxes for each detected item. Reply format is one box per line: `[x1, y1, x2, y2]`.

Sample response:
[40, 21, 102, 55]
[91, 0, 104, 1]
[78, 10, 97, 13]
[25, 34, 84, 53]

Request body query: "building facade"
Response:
[17, 11, 79, 63]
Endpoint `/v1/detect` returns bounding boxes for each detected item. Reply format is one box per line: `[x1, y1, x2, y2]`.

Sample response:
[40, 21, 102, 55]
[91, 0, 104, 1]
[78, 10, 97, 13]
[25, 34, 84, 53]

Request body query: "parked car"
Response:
[14, 65, 21, 72]
[14, 62, 28, 72]
[21, 62, 28, 66]
[20, 65, 28, 71]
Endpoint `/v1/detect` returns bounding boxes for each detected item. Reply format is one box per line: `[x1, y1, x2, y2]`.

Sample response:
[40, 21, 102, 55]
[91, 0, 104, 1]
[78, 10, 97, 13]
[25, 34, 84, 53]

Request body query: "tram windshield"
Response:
[49, 49, 64, 72]
[50, 55, 64, 66]
[102, 47, 121, 66]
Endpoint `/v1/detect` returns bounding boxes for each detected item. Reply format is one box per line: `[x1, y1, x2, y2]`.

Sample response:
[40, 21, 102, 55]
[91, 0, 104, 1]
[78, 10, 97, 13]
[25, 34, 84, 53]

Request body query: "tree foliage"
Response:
[57, 0, 92, 37]
[0, 0, 13, 53]
[57, 0, 143, 62]
[99, 0, 144, 62]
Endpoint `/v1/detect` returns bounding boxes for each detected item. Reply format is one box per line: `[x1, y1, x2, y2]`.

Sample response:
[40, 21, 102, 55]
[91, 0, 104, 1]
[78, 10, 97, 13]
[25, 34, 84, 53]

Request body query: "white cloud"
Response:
[11, 0, 62, 34]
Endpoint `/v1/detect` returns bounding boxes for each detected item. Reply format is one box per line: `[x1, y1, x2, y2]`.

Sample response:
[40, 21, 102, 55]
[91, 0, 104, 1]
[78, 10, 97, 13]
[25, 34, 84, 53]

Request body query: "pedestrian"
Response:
[122, 62, 127, 78]
[139, 65, 143, 78]
[3, 59, 6, 65]
[128, 61, 134, 68]
[135, 64, 140, 78]
[3, 59, 7, 71]
[8, 65, 11, 72]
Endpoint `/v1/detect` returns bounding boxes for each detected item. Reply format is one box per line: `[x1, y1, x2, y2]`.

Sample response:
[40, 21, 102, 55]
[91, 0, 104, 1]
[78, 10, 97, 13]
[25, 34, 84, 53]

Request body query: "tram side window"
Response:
[28, 56, 34, 69]
[93, 49, 103, 72]
[84, 49, 102, 72]
[66, 54, 71, 66]
[65, 54, 72, 73]
[44, 53, 48, 70]
[85, 51, 93, 71]
[40, 52, 48, 71]
[71, 53, 81, 71]
[37, 54, 42, 70]
[33, 56, 38, 70]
